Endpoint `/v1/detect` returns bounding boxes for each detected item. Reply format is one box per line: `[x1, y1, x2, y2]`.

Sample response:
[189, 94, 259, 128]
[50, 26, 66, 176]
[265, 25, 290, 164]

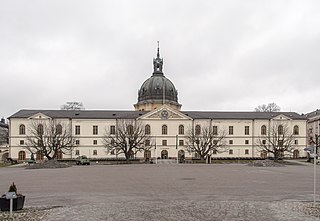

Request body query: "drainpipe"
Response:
[8, 118, 11, 158]
[252, 119, 255, 158]
[70, 118, 73, 159]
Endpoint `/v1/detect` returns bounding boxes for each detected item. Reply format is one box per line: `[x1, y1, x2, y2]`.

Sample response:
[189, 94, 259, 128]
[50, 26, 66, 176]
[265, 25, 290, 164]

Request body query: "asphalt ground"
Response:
[1, 163, 320, 220]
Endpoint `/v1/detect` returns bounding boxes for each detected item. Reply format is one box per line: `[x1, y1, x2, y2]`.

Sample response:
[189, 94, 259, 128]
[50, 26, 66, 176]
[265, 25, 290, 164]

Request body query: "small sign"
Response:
[5, 192, 17, 199]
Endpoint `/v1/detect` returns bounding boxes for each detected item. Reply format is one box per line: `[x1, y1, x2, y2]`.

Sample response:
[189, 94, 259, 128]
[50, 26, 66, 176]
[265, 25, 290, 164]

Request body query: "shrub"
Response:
[8, 182, 17, 193]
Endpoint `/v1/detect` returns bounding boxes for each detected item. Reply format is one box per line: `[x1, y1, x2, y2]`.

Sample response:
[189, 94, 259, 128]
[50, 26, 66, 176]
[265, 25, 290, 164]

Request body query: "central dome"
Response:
[134, 44, 181, 111]
[138, 73, 178, 103]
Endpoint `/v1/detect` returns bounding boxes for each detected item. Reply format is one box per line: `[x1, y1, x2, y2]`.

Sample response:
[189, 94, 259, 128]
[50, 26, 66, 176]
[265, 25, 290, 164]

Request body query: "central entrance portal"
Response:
[161, 150, 168, 159]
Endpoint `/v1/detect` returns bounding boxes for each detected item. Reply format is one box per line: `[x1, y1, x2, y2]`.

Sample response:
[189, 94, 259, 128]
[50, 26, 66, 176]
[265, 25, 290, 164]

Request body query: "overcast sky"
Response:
[1, 0, 320, 118]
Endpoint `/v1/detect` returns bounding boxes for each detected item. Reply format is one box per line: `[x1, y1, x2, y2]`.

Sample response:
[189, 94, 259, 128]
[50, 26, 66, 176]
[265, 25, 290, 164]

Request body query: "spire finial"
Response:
[157, 41, 160, 58]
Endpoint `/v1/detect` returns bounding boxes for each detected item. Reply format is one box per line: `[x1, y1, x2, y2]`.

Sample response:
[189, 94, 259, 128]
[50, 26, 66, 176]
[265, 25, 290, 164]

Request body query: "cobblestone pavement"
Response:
[1, 163, 320, 220]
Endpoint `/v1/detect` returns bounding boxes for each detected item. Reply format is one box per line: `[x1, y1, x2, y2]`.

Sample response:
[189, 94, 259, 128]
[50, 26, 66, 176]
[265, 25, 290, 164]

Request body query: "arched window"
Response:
[162, 125, 167, 135]
[261, 151, 267, 159]
[18, 151, 26, 160]
[127, 125, 134, 135]
[195, 125, 201, 135]
[278, 125, 283, 135]
[145, 125, 151, 135]
[293, 125, 299, 135]
[261, 125, 267, 135]
[293, 150, 299, 159]
[56, 124, 62, 135]
[37, 124, 44, 135]
[19, 124, 25, 135]
[178, 125, 184, 135]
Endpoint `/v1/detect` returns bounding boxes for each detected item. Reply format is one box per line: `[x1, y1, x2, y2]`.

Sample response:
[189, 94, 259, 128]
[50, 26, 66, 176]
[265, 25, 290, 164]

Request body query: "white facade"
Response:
[9, 105, 308, 161]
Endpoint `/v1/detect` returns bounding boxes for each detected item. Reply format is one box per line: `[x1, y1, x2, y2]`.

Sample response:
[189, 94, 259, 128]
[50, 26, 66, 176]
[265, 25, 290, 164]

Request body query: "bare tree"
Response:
[26, 120, 75, 160]
[61, 102, 85, 110]
[254, 103, 280, 112]
[0, 118, 8, 145]
[185, 125, 227, 160]
[0, 129, 8, 146]
[102, 120, 152, 161]
[256, 122, 296, 160]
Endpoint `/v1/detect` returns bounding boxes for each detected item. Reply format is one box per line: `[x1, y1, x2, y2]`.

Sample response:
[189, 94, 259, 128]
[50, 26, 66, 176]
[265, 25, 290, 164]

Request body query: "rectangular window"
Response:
[212, 126, 218, 135]
[295, 140, 298, 145]
[262, 140, 266, 145]
[145, 139, 150, 146]
[229, 140, 233, 145]
[93, 140, 97, 145]
[93, 125, 98, 135]
[75, 150, 80, 155]
[19, 140, 24, 145]
[75, 125, 80, 135]
[245, 149, 249, 155]
[229, 126, 233, 135]
[76, 140, 80, 145]
[110, 125, 116, 135]
[245, 126, 249, 135]
[245, 140, 249, 145]
[179, 140, 184, 146]
[229, 149, 233, 155]
[162, 140, 167, 146]
[93, 150, 97, 155]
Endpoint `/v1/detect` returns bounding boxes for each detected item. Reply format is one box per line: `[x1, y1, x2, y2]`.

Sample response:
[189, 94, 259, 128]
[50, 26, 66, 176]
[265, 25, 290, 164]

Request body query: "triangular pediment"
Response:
[28, 112, 51, 120]
[138, 105, 192, 120]
[271, 114, 292, 121]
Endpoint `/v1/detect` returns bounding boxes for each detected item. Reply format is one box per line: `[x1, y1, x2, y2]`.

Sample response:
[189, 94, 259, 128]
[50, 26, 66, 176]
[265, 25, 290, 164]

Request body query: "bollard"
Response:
[5, 192, 17, 218]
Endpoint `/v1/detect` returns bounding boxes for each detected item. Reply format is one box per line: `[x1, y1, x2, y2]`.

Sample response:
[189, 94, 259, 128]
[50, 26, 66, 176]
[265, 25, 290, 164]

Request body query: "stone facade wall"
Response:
[9, 108, 308, 161]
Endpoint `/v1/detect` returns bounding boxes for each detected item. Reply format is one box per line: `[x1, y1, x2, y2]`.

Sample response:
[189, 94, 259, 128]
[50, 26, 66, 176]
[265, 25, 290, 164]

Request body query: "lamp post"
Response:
[154, 136, 157, 164]
[176, 135, 178, 164]
[312, 134, 320, 207]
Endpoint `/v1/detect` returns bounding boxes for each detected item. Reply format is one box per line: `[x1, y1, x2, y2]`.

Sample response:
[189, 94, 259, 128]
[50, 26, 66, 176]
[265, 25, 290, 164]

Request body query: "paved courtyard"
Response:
[1, 163, 320, 220]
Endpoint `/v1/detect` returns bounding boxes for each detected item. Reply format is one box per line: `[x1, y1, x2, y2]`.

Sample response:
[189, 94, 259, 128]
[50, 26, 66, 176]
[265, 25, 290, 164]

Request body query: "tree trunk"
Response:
[124, 152, 130, 162]
[274, 151, 281, 161]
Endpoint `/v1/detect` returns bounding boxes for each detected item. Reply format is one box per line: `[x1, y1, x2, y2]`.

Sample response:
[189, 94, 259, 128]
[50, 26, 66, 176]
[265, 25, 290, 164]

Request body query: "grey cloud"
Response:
[1, 0, 320, 118]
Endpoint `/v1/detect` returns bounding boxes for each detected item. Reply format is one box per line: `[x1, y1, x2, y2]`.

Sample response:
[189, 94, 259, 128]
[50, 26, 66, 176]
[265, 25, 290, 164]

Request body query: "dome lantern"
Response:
[153, 41, 163, 74]
[134, 43, 182, 111]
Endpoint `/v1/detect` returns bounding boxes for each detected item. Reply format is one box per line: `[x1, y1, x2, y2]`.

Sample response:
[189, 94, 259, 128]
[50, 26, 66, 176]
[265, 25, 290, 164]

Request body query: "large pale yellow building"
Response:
[8, 47, 308, 161]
